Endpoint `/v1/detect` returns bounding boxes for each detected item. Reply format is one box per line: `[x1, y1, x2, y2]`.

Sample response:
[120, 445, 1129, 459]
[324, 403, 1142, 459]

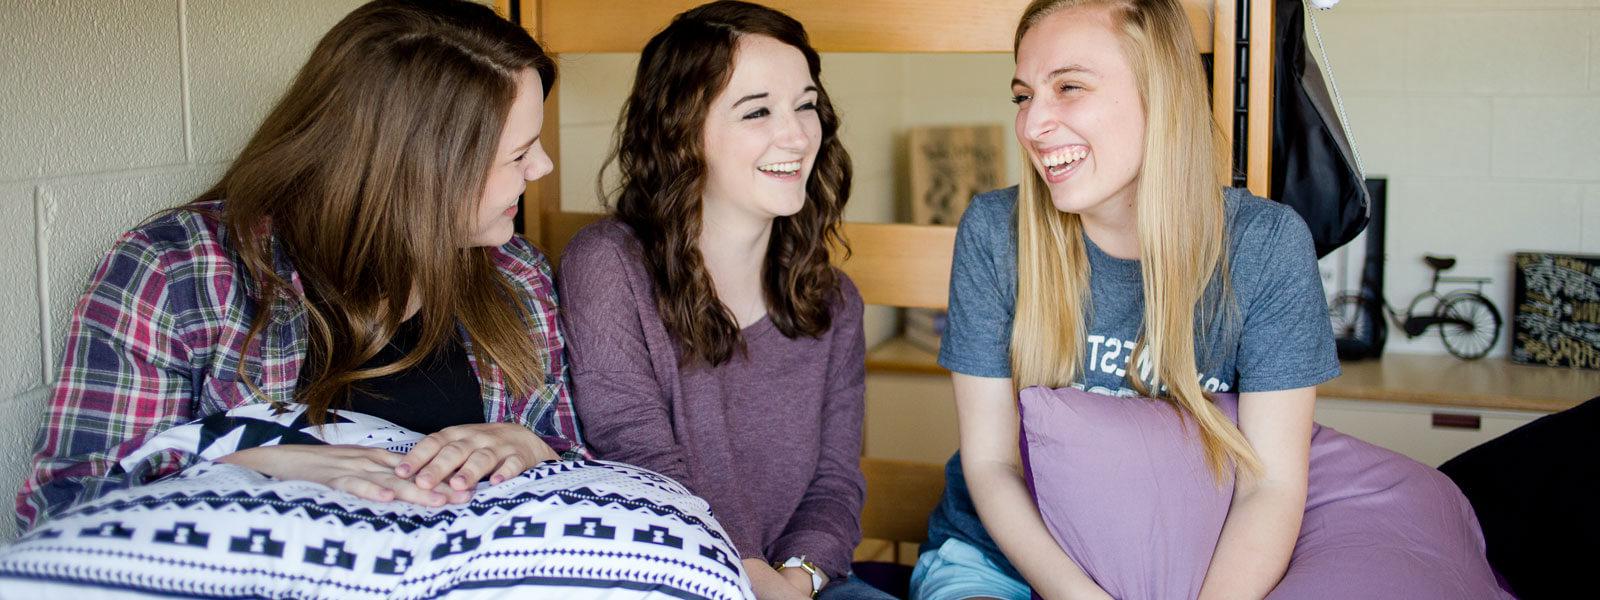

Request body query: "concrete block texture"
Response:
[1375, 0, 1599, 8]
[1405, 9, 1590, 95]
[558, 122, 615, 214]
[1401, 97, 1493, 177]
[187, 0, 368, 164]
[0, 184, 42, 398]
[1387, 177, 1585, 261]
[825, 54, 908, 187]
[0, 387, 50, 543]
[554, 53, 639, 128]
[0, 0, 186, 181]
[38, 166, 223, 369]
[1310, 7, 1407, 94]
[1492, 97, 1600, 180]
[1340, 96, 1408, 178]
[1592, 10, 1600, 91]
[845, 171, 896, 224]
[900, 53, 1015, 109]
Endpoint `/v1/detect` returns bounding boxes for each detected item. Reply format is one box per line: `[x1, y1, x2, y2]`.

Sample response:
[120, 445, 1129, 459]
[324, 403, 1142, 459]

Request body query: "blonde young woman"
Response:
[912, 1, 1507, 599]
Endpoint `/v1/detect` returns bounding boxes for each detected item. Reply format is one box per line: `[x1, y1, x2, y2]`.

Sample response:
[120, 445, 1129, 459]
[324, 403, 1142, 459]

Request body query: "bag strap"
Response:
[1304, 0, 1366, 179]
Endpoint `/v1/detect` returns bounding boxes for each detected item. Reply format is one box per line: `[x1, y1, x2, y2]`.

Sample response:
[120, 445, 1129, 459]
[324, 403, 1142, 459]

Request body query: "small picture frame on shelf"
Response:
[903, 125, 1004, 354]
[1511, 252, 1600, 370]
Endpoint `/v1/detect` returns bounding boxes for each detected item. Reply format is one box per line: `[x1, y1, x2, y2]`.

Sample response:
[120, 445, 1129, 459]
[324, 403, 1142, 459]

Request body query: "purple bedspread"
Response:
[1019, 387, 1513, 600]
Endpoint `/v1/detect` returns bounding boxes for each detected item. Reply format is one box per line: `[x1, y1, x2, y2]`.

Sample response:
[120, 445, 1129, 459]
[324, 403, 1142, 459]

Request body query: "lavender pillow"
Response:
[1020, 387, 1510, 600]
[1019, 386, 1236, 599]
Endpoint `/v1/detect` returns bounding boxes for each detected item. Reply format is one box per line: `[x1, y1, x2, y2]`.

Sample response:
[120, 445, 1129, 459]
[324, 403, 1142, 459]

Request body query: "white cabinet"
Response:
[864, 350, 1594, 469]
[1313, 397, 1547, 467]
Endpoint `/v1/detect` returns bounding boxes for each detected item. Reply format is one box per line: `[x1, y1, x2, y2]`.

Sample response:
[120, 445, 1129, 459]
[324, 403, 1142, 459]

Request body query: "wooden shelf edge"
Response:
[1314, 384, 1578, 414]
[866, 336, 947, 375]
[865, 340, 1597, 414]
[1319, 389, 1587, 414]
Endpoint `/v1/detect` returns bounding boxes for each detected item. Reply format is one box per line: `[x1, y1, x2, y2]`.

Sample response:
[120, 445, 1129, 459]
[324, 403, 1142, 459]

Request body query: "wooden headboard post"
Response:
[1212, 0, 1237, 186]
[505, 0, 562, 253]
[1245, 0, 1274, 196]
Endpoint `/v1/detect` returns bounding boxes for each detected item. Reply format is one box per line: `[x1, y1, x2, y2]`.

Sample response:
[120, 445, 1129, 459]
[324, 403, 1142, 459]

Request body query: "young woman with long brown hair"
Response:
[18, 0, 583, 530]
[558, 2, 888, 598]
[913, 1, 1506, 599]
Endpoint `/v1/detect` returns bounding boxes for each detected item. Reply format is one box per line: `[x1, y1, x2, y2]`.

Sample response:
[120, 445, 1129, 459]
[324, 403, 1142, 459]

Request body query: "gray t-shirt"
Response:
[925, 186, 1340, 578]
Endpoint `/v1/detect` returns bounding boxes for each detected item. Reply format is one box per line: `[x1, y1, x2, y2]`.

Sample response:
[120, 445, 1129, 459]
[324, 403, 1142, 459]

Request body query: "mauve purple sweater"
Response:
[557, 219, 867, 578]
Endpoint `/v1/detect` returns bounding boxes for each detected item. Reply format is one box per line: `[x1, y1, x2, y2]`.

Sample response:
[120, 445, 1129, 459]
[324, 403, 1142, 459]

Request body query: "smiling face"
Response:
[468, 68, 553, 248]
[1013, 6, 1146, 221]
[699, 34, 822, 225]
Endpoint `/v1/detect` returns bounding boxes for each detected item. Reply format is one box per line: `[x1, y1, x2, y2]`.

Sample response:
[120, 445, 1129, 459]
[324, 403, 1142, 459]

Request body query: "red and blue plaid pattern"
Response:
[16, 202, 585, 530]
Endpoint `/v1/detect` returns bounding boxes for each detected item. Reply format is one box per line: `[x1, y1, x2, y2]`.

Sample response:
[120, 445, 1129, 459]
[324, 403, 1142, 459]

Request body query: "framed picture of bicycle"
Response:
[1511, 253, 1600, 370]
[1325, 179, 1506, 361]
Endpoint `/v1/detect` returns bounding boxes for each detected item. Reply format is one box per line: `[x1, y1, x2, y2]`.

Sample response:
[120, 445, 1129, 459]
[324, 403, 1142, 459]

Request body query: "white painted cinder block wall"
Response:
[1314, 0, 1600, 357]
[0, 0, 370, 541]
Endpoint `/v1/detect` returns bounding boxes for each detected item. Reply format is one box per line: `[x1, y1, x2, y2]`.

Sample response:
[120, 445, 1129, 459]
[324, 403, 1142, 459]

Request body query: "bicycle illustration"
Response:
[1328, 255, 1503, 360]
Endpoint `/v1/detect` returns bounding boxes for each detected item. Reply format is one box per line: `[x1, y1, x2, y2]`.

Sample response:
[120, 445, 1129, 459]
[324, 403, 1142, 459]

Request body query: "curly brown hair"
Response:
[604, 0, 853, 366]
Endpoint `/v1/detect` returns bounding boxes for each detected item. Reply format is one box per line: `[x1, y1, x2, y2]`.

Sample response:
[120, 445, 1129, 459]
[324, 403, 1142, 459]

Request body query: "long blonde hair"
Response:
[1009, 0, 1258, 479]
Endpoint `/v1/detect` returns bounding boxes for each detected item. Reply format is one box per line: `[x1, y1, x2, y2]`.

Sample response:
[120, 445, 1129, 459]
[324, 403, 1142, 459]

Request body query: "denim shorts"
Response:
[909, 538, 1031, 600]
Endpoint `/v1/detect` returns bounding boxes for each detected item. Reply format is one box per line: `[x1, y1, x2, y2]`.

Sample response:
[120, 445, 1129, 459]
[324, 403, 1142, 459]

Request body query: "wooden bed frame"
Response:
[500, 0, 1275, 252]
[497, 0, 1277, 556]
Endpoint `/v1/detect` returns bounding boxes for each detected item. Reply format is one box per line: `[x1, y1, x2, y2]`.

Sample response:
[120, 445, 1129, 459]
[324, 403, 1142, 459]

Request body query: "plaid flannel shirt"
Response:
[16, 202, 586, 530]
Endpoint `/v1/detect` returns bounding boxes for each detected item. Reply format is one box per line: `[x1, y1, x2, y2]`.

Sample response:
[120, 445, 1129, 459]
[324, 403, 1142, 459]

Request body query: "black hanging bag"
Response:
[1271, 0, 1369, 258]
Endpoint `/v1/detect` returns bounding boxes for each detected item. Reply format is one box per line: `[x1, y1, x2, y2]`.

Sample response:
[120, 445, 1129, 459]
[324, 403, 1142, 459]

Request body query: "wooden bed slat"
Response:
[835, 222, 957, 310]
[519, 1, 1248, 248]
[533, 215, 956, 313]
[1245, 0, 1274, 196]
[534, 0, 1214, 54]
[522, 78, 562, 248]
[1211, 0, 1237, 182]
[859, 457, 946, 544]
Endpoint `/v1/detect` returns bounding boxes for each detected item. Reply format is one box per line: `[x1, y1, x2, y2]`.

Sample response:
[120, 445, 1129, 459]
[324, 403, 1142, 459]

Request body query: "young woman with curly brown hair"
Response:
[558, 2, 887, 598]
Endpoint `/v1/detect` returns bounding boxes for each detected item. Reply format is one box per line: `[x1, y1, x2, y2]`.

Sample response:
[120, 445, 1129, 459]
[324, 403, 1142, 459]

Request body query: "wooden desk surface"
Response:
[1321, 354, 1597, 413]
[866, 337, 1600, 413]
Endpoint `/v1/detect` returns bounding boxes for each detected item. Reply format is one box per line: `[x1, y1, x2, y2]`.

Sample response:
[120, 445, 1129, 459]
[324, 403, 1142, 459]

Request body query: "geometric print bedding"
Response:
[0, 405, 754, 599]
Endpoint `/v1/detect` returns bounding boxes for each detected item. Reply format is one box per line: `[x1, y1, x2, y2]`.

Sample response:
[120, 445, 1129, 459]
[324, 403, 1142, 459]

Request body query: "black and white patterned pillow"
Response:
[0, 405, 753, 599]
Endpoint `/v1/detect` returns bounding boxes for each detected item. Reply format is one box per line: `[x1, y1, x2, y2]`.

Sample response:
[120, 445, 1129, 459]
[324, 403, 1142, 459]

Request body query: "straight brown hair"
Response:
[192, 0, 558, 422]
[604, 0, 853, 366]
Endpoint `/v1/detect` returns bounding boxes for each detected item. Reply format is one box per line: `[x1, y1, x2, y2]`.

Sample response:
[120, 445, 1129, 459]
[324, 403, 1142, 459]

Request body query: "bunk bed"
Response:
[501, 0, 1278, 565]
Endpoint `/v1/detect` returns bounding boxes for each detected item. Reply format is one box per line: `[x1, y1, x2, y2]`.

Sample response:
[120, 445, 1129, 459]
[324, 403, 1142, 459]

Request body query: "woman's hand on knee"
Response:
[219, 445, 455, 506]
[396, 423, 557, 493]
